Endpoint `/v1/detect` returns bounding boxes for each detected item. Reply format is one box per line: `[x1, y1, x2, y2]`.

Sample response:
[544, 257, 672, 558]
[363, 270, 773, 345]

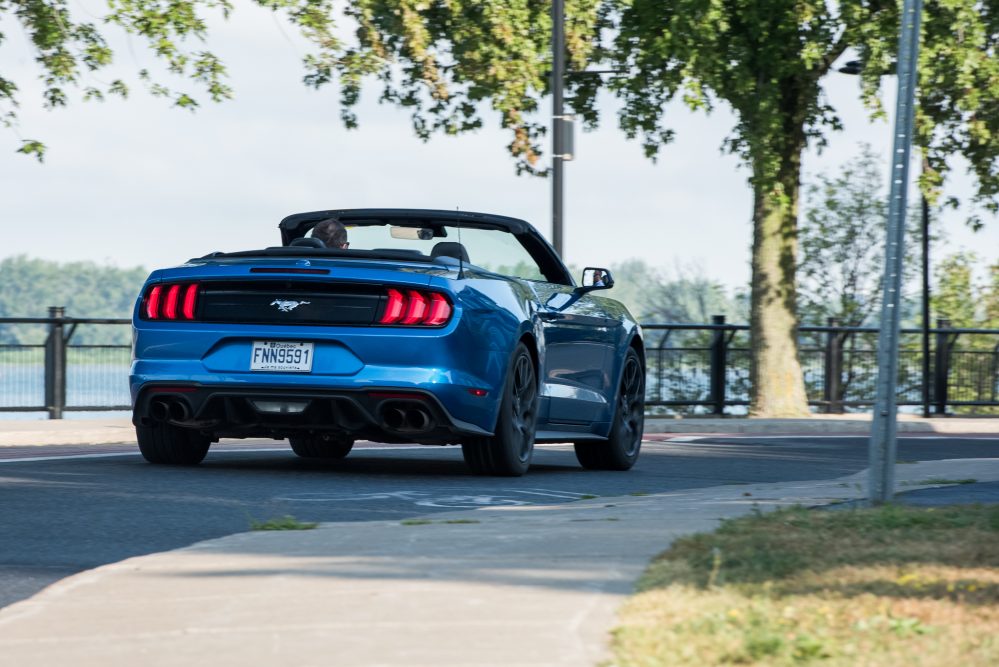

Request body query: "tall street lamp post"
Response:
[921, 187, 931, 417]
[551, 0, 566, 258]
[868, 0, 924, 504]
[551, 3, 618, 260]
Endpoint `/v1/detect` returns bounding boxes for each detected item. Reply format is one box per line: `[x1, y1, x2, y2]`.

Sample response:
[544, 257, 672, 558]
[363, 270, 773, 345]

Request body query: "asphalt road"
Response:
[1, 434, 997, 608]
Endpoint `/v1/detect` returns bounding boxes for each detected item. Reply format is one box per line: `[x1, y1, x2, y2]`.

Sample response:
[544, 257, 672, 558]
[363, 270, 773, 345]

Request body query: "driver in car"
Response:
[310, 219, 349, 249]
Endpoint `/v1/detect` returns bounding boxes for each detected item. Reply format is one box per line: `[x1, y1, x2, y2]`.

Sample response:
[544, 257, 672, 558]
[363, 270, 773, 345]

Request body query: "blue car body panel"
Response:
[130, 210, 642, 444]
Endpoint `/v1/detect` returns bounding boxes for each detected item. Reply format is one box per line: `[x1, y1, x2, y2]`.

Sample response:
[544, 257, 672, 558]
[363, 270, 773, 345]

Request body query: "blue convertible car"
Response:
[130, 209, 645, 476]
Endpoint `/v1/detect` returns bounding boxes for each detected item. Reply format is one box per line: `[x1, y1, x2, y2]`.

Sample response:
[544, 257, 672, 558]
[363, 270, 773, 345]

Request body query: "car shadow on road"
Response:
[198, 445, 591, 478]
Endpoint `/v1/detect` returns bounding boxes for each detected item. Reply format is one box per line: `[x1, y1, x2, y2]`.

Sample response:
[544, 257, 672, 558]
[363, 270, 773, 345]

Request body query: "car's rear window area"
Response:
[334, 225, 546, 281]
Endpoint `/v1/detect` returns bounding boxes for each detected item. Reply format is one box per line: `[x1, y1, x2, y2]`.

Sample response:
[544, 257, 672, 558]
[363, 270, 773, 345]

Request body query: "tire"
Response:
[136, 422, 211, 465]
[288, 434, 354, 459]
[461, 342, 539, 476]
[575, 347, 645, 471]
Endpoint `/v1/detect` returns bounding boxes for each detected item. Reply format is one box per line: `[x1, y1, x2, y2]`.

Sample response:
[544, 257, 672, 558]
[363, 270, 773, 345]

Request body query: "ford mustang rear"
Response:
[131, 209, 645, 475]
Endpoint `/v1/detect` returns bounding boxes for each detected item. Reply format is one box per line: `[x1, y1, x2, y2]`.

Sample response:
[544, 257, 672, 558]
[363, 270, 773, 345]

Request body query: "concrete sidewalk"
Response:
[2, 458, 998, 667]
[2, 414, 998, 447]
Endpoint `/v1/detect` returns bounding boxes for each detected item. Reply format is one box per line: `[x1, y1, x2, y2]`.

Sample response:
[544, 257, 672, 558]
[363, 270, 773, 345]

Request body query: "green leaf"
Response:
[16, 139, 46, 162]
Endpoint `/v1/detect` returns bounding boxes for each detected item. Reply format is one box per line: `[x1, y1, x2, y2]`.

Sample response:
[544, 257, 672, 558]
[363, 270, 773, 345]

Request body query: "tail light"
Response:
[142, 282, 200, 321]
[400, 291, 429, 325]
[378, 289, 452, 327]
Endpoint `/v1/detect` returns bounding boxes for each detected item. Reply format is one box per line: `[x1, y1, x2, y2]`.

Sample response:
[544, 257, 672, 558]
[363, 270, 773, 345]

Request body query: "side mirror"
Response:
[580, 267, 614, 291]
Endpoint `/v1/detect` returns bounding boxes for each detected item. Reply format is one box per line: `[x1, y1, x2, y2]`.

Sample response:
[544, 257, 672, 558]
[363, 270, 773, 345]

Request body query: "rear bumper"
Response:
[131, 383, 491, 444]
[130, 315, 516, 435]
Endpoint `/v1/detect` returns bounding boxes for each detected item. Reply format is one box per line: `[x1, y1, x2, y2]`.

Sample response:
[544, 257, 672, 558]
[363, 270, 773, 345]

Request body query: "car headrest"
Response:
[430, 242, 470, 263]
[290, 237, 326, 248]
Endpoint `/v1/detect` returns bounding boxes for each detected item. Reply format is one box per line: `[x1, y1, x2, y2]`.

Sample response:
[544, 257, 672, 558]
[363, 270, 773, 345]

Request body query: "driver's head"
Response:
[311, 219, 348, 249]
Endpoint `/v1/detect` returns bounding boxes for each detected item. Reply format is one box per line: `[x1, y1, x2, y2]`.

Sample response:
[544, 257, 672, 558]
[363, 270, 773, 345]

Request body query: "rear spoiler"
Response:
[194, 247, 439, 263]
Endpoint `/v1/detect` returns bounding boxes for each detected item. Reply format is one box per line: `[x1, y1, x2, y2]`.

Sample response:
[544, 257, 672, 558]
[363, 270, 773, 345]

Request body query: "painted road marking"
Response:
[275, 490, 533, 508]
[5, 435, 994, 464]
[0, 442, 576, 464]
[0, 452, 144, 464]
[274, 486, 596, 508]
[415, 495, 531, 508]
[0, 445, 427, 464]
[275, 491, 430, 502]
[505, 488, 589, 499]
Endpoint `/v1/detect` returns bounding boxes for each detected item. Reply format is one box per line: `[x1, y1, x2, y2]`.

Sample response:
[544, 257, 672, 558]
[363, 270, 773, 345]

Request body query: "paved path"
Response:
[1, 456, 998, 667]
[1, 418, 998, 666]
[3, 434, 999, 608]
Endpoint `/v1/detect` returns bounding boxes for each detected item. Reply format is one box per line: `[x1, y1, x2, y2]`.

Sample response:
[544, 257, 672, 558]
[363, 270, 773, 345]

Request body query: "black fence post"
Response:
[44, 306, 67, 420]
[824, 317, 844, 413]
[709, 315, 727, 415]
[993, 342, 999, 404]
[933, 318, 951, 415]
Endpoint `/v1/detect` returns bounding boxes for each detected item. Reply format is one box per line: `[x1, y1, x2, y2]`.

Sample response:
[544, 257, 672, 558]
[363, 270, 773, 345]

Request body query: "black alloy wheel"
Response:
[575, 347, 645, 470]
[289, 433, 355, 459]
[462, 342, 539, 476]
[136, 422, 211, 465]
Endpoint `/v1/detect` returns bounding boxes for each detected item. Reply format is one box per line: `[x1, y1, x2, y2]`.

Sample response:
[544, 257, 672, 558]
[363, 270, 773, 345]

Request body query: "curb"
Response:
[1, 415, 998, 448]
[643, 416, 999, 435]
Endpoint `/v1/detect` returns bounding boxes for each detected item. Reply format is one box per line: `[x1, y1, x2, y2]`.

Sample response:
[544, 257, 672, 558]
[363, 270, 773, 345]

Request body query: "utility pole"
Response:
[921, 186, 931, 418]
[868, 0, 924, 504]
[551, 0, 565, 257]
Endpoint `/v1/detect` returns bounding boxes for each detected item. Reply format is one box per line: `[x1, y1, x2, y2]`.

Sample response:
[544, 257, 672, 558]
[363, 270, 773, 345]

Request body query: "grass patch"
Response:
[401, 519, 433, 526]
[580, 494, 599, 500]
[443, 519, 480, 524]
[611, 504, 999, 666]
[249, 515, 318, 531]
[630, 491, 650, 496]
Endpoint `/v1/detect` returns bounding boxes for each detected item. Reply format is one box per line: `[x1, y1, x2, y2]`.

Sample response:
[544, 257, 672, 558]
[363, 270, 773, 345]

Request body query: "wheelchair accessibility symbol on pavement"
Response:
[273, 488, 586, 507]
[414, 495, 530, 508]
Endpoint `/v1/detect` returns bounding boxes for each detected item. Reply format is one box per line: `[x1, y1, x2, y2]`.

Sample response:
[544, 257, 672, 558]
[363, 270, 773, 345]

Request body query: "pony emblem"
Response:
[270, 300, 310, 313]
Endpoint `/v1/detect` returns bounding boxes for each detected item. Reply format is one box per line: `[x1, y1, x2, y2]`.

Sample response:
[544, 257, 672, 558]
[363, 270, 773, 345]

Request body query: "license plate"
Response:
[250, 341, 314, 372]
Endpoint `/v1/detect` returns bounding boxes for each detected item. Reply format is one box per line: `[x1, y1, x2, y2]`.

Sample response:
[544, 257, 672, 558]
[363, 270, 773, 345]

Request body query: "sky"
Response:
[2, 4, 997, 294]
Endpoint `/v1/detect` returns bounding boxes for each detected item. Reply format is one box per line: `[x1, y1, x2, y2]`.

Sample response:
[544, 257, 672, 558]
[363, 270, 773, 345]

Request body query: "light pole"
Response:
[551, 0, 566, 258]
[551, 3, 618, 260]
[921, 182, 931, 417]
[868, 0, 924, 504]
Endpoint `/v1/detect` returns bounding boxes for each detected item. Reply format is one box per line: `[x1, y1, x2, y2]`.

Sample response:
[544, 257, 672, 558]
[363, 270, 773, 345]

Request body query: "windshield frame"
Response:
[278, 209, 573, 286]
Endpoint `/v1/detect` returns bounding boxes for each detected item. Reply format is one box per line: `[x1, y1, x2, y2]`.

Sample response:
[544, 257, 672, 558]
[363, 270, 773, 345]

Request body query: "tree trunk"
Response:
[749, 143, 811, 417]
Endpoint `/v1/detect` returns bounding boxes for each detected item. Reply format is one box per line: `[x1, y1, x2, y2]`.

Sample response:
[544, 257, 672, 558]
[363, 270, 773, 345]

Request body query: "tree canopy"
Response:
[3, 0, 344, 160]
[798, 145, 925, 327]
[0, 256, 146, 343]
[598, 0, 999, 415]
[2, 0, 600, 166]
[8, 0, 999, 205]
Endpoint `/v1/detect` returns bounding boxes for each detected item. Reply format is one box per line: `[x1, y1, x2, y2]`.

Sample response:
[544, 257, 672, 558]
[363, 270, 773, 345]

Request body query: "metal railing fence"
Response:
[3, 309, 999, 418]
[643, 316, 999, 415]
[0, 307, 131, 417]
